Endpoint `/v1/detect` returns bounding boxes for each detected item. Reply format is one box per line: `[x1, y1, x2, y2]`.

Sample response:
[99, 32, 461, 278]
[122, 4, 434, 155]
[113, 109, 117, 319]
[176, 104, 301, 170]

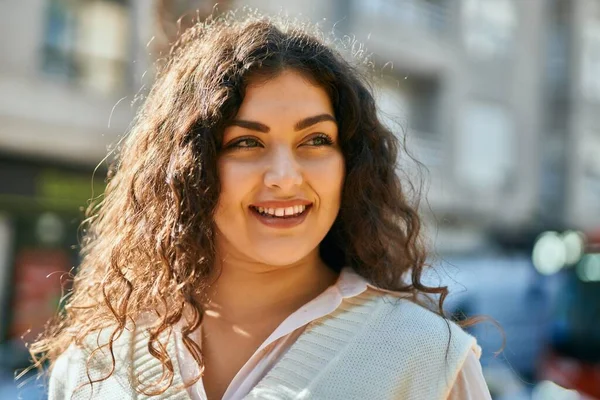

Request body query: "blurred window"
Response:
[546, 25, 569, 96]
[461, 0, 517, 60]
[580, 23, 600, 102]
[41, 0, 130, 95]
[377, 76, 442, 167]
[351, 0, 450, 35]
[455, 101, 515, 192]
[546, 0, 570, 96]
[583, 132, 600, 180]
[581, 132, 600, 218]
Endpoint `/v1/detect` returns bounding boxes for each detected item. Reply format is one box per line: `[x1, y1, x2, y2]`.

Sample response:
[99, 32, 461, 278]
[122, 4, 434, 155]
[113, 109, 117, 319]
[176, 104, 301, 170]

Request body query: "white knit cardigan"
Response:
[49, 291, 478, 399]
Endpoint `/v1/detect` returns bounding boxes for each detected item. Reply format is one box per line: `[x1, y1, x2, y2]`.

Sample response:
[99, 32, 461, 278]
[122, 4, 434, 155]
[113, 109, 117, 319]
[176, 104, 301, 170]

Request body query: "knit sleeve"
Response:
[48, 330, 141, 400]
[48, 344, 89, 400]
[446, 348, 492, 400]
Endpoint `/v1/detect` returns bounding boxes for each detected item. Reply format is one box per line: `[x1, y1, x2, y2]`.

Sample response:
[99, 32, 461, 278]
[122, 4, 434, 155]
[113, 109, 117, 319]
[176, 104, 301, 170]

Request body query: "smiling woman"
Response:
[30, 11, 491, 400]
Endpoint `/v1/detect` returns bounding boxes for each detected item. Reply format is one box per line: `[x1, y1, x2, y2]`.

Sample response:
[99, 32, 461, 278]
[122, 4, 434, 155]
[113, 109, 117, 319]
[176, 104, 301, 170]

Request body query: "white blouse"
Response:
[175, 268, 491, 399]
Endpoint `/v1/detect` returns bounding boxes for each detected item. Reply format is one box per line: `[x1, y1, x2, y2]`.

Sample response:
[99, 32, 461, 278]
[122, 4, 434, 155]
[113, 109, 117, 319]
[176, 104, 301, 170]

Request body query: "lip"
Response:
[249, 201, 312, 229]
[249, 199, 313, 208]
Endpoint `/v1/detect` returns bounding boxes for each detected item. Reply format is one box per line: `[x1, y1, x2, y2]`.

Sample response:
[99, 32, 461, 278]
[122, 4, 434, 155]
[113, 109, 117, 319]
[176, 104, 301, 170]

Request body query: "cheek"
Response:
[217, 159, 258, 211]
[305, 153, 345, 201]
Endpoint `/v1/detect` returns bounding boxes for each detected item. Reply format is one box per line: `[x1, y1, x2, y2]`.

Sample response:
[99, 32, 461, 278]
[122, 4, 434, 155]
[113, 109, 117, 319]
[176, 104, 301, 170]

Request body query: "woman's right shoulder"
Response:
[48, 322, 146, 400]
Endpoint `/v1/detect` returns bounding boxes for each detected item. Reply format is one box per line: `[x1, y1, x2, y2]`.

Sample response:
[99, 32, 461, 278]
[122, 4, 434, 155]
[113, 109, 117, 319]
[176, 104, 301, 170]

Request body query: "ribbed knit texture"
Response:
[245, 291, 476, 399]
[49, 323, 190, 400]
[49, 291, 476, 400]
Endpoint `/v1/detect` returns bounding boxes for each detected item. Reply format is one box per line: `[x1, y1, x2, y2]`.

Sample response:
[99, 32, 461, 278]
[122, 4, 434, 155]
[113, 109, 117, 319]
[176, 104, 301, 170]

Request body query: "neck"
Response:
[204, 252, 338, 329]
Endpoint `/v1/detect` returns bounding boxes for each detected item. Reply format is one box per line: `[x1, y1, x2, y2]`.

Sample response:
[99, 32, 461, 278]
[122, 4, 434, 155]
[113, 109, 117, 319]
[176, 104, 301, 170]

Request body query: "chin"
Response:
[251, 244, 315, 267]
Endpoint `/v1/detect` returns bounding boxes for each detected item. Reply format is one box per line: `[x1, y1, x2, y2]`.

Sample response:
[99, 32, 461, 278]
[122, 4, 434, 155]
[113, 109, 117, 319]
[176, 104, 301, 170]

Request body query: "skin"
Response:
[200, 70, 345, 399]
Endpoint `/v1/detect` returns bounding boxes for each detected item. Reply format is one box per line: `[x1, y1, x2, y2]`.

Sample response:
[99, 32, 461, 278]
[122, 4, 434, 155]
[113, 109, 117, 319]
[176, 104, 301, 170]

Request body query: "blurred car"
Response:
[434, 254, 562, 399]
[536, 230, 600, 399]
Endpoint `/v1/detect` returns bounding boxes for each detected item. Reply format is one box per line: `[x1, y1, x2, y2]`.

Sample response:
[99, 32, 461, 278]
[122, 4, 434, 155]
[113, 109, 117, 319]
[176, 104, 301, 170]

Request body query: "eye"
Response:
[303, 134, 334, 147]
[227, 137, 262, 149]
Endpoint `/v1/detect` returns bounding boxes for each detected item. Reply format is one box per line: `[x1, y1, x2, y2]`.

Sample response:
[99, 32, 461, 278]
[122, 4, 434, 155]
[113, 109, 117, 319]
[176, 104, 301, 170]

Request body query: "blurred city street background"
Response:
[1, 0, 600, 399]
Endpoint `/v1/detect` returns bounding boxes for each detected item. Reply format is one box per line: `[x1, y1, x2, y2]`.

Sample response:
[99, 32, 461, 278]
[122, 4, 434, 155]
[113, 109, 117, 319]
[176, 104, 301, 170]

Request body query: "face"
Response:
[214, 69, 345, 268]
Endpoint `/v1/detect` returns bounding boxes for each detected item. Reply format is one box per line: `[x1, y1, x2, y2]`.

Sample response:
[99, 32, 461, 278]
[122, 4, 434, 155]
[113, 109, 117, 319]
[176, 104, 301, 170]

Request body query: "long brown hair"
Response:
[29, 11, 470, 396]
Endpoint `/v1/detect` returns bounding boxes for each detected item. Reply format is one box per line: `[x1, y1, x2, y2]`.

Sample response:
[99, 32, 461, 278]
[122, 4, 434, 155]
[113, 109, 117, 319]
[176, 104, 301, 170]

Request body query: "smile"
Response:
[249, 204, 312, 228]
[252, 205, 307, 217]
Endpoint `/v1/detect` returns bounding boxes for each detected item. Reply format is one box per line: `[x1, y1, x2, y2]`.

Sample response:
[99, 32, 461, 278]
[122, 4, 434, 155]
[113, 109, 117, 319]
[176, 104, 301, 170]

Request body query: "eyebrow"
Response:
[228, 113, 336, 133]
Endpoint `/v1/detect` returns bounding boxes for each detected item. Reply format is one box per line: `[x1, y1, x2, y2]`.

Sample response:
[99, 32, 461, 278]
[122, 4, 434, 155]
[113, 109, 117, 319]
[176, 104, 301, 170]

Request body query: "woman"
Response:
[33, 13, 491, 400]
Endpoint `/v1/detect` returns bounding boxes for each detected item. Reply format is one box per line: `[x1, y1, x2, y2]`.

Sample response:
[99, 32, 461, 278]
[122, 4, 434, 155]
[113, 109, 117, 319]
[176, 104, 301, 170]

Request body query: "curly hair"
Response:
[29, 11, 462, 396]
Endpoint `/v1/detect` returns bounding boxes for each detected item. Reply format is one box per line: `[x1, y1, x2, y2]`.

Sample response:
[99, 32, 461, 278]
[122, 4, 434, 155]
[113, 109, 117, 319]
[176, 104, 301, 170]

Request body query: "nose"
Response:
[263, 145, 303, 191]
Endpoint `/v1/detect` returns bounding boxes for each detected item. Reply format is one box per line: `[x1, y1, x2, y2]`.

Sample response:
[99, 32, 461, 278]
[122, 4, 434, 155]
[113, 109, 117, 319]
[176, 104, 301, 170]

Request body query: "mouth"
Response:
[248, 203, 313, 228]
[249, 204, 312, 219]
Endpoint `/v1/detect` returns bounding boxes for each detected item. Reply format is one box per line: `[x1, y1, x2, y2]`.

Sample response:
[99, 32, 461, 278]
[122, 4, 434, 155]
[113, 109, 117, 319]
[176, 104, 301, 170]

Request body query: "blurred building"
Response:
[0, 0, 233, 370]
[0, 0, 154, 368]
[232, 0, 600, 254]
[547, 0, 600, 232]
[355, 0, 546, 253]
[231, 0, 546, 253]
[0, 0, 140, 164]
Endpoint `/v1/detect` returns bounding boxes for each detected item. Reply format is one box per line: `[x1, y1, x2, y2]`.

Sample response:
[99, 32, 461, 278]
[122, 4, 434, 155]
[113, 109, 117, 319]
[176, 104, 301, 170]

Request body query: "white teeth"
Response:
[254, 205, 308, 217]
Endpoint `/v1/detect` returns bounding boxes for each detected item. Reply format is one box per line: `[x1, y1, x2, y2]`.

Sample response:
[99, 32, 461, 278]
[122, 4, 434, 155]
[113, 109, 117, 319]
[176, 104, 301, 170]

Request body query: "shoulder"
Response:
[361, 289, 475, 343]
[48, 320, 156, 400]
[288, 290, 482, 398]
[340, 289, 478, 374]
[337, 268, 477, 351]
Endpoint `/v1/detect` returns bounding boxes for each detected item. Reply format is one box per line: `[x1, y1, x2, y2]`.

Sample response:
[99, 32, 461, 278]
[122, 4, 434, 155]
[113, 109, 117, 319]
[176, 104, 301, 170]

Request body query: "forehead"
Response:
[237, 70, 334, 119]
